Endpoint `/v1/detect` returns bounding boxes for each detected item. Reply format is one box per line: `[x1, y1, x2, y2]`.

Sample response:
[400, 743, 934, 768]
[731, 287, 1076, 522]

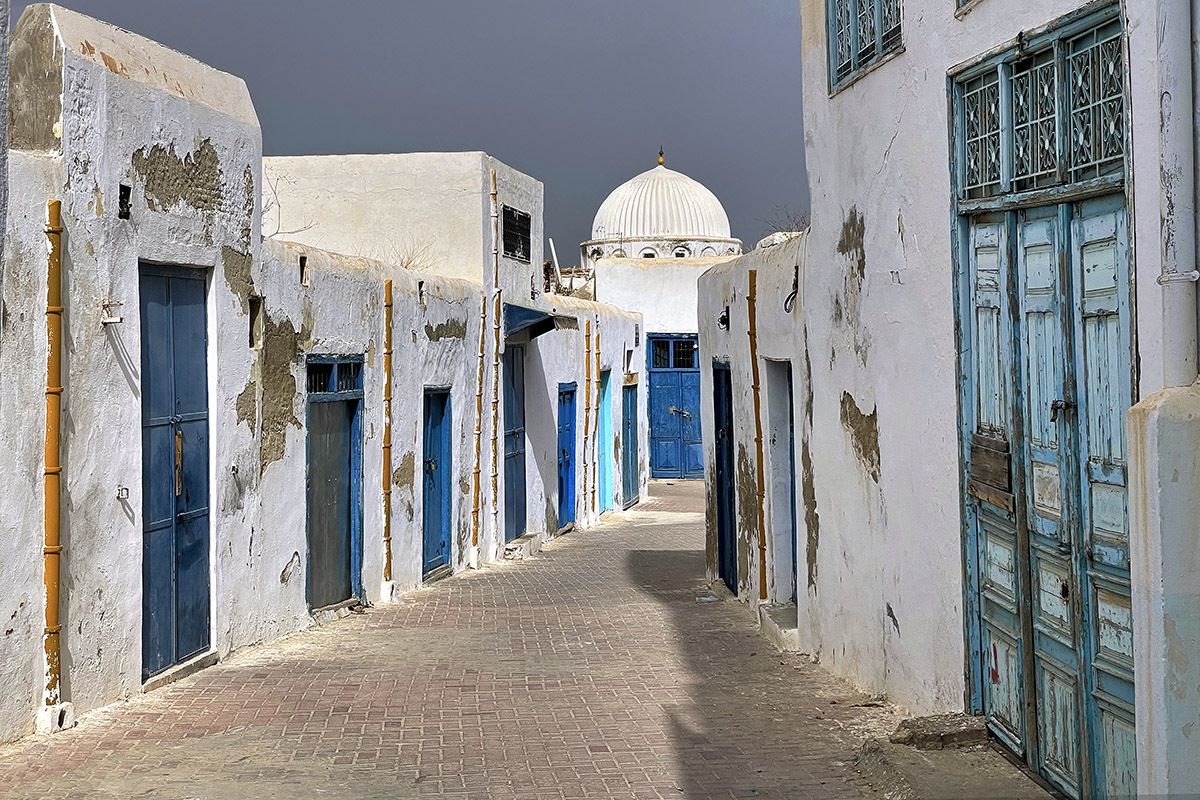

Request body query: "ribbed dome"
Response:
[591, 165, 732, 241]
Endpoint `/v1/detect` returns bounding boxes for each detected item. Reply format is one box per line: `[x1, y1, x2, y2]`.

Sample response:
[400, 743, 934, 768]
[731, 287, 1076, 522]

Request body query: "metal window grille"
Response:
[652, 340, 671, 369]
[672, 340, 697, 370]
[829, 0, 902, 88]
[307, 359, 364, 395]
[954, 14, 1125, 202]
[502, 206, 532, 263]
[1011, 51, 1058, 191]
[1067, 20, 1124, 182]
[962, 73, 1002, 199]
[307, 363, 333, 394]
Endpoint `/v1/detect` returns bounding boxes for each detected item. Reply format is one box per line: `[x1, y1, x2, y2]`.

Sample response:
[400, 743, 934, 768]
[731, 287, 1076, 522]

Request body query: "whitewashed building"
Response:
[0, 3, 648, 745]
[584, 155, 741, 481]
[696, 0, 1200, 795]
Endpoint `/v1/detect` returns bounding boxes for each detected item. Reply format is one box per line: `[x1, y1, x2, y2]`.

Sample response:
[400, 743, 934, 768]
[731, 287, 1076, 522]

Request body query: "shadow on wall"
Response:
[521, 343, 557, 535]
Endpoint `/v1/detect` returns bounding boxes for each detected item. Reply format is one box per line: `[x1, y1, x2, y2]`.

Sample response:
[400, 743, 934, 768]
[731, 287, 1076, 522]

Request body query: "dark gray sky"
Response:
[13, 1, 808, 259]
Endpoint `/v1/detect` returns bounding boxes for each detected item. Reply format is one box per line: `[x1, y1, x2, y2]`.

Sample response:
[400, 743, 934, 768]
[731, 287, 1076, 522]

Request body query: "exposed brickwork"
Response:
[0, 481, 898, 799]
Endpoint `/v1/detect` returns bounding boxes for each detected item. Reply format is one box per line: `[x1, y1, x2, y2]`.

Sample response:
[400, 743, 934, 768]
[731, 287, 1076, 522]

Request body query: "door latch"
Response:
[425, 458, 437, 471]
[669, 406, 692, 419]
[1050, 399, 1074, 422]
[174, 429, 183, 497]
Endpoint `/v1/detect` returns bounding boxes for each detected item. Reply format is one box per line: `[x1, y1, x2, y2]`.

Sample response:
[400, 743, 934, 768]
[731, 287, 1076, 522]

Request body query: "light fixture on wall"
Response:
[717, 306, 730, 330]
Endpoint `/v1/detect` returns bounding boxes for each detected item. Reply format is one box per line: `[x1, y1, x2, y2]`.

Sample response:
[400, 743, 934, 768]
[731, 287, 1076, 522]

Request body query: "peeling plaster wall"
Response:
[698, 234, 805, 605]
[793, 0, 1161, 715]
[0, 3, 262, 737]
[593, 256, 733, 334]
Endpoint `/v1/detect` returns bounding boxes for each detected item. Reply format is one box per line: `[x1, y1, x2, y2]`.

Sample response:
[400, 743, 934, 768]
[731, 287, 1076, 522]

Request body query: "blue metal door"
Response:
[712, 363, 736, 594]
[140, 265, 210, 679]
[422, 389, 452, 576]
[598, 370, 613, 512]
[648, 335, 703, 478]
[557, 384, 577, 528]
[306, 358, 364, 610]
[964, 197, 1133, 798]
[503, 347, 527, 542]
[621, 383, 639, 508]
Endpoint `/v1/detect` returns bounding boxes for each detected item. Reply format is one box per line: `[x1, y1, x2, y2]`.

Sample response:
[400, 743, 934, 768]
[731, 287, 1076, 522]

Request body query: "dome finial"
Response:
[658, 147, 664, 166]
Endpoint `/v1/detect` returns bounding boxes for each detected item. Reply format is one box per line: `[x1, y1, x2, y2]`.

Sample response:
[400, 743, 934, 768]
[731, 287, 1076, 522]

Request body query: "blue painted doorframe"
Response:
[140, 264, 211, 680]
[598, 370, 613, 512]
[621, 383, 639, 508]
[647, 334, 703, 478]
[305, 357, 364, 610]
[422, 389, 452, 577]
[557, 383, 577, 528]
[503, 347, 527, 542]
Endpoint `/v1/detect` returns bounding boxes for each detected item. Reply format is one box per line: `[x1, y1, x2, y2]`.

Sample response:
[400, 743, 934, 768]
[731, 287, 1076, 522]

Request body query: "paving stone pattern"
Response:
[0, 481, 901, 799]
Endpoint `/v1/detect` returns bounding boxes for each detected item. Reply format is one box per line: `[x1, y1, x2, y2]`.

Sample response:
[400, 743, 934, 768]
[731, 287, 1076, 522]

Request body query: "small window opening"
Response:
[502, 206, 532, 263]
[673, 339, 697, 369]
[249, 295, 264, 349]
[635, 323, 640, 347]
[306, 362, 333, 393]
[299, 255, 309, 286]
[673, 247, 690, 258]
[118, 185, 132, 220]
[640, 249, 657, 259]
[652, 340, 671, 369]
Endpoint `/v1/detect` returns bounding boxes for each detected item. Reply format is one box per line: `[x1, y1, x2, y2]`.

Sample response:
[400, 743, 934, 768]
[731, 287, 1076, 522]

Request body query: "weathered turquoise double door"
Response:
[966, 193, 1134, 798]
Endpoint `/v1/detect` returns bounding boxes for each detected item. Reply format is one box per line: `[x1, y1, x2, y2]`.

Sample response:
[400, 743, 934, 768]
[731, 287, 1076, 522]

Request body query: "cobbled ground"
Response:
[0, 481, 901, 799]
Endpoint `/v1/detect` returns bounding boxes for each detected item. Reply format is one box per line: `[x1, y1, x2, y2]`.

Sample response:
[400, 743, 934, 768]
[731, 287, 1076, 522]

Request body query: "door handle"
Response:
[174, 429, 183, 497]
[669, 406, 692, 418]
[1050, 399, 1074, 422]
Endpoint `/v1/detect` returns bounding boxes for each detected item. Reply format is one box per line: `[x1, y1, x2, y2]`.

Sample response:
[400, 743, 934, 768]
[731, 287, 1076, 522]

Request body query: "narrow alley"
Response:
[0, 483, 900, 800]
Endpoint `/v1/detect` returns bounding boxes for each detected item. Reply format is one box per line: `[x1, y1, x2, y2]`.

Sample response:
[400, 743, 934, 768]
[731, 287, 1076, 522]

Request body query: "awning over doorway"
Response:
[504, 303, 577, 340]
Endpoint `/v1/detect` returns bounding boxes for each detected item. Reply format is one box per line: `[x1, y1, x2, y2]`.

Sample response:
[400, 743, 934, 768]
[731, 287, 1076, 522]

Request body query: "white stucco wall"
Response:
[262, 152, 545, 302]
[793, 0, 1162, 716]
[698, 234, 805, 608]
[594, 257, 731, 335]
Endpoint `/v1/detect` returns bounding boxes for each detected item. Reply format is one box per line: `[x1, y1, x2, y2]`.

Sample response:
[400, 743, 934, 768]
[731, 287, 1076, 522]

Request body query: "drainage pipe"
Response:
[747, 270, 768, 601]
[382, 280, 394, 581]
[583, 319, 592, 510]
[43, 199, 64, 705]
[1158, 0, 1199, 388]
[471, 293, 487, 554]
[490, 171, 502, 538]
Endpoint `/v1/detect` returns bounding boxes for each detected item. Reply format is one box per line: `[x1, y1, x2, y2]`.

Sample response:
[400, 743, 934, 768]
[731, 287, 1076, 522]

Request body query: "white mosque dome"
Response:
[591, 161, 733, 242]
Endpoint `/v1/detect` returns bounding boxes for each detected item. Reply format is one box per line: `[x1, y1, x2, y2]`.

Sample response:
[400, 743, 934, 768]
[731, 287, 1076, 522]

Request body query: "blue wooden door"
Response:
[598, 370, 613, 512]
[648, 336, 703, 478]
[557, 384, 577, 528]
[503, 347, 527, 542]
[964, 196, 1134, 798]
[621, 384, 639, 508]
[140, 265, 210, 679]
[306, 359, 363, 610]
[422, 389, 452, 576]
[712, 364, 736, 594]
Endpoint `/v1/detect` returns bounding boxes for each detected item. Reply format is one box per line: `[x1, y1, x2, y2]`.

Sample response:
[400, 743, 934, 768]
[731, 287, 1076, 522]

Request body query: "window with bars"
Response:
[955, 13, 1125, 201]
[502, 206, 531, 263]
[828, 0, 902, 89]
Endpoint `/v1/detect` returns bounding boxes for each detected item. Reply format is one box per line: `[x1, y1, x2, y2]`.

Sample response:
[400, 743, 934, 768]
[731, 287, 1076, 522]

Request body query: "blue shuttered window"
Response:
[828, 0, 902, 90]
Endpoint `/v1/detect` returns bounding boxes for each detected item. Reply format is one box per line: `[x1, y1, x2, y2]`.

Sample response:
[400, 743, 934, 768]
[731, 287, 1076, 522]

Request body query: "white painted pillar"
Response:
[1129, 388, 1200, 795]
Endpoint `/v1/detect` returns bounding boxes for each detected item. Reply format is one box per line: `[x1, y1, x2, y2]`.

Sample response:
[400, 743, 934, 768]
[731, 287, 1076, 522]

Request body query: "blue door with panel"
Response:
[306, 358, 364, 610]
[503, 347, 527, 542]
[557, 384, 577, 528]
[140, 265, 210, 679]
[621, 383, 639, 508]
[598, 370, 613, 512]
[422, 389, 452, 577]
[956, 14, 1134, 796]
[964, 198, 1134, 798]
[712, 363, 737, 594]
[648, 335, 703, 478]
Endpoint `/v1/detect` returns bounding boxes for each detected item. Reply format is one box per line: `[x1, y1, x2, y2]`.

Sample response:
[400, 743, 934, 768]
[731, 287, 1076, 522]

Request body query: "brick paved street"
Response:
[0, 481, 900, 799]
